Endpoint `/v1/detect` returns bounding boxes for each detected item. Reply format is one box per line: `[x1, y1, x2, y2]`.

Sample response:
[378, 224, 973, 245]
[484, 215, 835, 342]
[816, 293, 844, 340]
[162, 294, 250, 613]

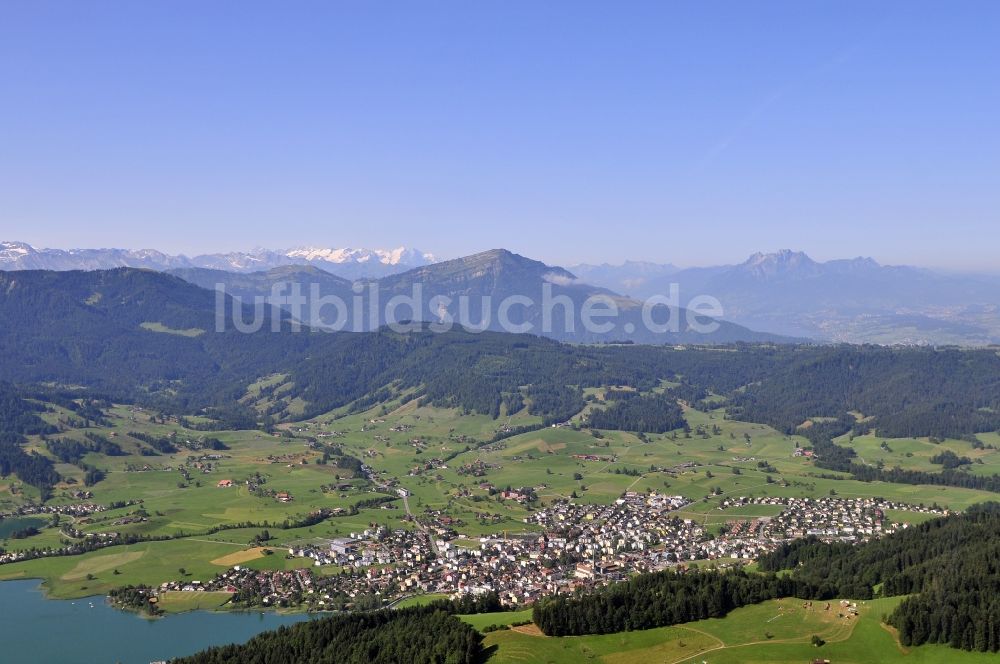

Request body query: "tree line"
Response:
[534, 506, 1000, 653]
[533, 567, 800, 636]
[6, 272, 1000, 442]
[758, 502, 1000, 652]
[173, 605, 482, 664]
[587, 390, 686, 433]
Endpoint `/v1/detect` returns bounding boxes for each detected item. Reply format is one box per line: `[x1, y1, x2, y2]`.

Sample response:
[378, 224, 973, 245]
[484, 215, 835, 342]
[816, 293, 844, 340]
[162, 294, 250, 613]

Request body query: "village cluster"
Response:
[718, 495, 949, 538]
[0, 501, 107, 520]
[142, 492, 942, 610]
[0, 500, 144, 564]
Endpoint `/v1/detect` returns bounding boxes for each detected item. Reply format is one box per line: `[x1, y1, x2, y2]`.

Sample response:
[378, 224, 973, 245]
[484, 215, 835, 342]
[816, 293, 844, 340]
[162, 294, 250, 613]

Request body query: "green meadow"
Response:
[5, 393, 999, 598]
[482, 597, 999, 664]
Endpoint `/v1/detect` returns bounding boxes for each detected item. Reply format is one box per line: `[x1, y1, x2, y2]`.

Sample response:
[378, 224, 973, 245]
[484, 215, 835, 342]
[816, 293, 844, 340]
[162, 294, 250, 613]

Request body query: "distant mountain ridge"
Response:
[11, 240, 1000, 344]
[172, 249, 789, 344]
[0, 241, 436, 279]
[567, 261, 679, 296]
[0, 266, 791, 425]
[577, 250, 1000, 345]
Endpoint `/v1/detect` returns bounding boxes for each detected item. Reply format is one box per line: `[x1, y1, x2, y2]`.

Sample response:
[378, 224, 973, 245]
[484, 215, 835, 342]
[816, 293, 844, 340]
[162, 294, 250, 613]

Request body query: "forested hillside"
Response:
[0, 383, 55, 442]
[722, 345, 1000, 438]
[4, 270, 1000, 445]
[759, 503, 1000, 652]
[0, 383, 60, 498]
[533, 568, 797, 636]
[0, 269, 309, 416]
[172, 605, 482, 664]
[587, 390, 686, 433]
[534, 506, 1000, 653]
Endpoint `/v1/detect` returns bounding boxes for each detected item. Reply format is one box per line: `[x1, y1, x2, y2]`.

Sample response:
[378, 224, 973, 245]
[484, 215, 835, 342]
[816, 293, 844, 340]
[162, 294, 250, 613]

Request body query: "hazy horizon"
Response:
[6, 237, 1000, 276]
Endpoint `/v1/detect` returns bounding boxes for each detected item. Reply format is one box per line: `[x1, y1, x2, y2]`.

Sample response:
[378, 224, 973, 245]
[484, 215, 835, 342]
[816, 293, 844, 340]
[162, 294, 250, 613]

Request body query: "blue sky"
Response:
[1, 1, 997, 269]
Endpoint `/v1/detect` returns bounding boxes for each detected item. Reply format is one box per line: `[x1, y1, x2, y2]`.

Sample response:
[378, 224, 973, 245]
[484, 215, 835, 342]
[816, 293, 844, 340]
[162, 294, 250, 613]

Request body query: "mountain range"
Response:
[0, 265, 779, 424]
[7, 240, 1000, 345]
[0, 241, 436, 279]
[573, 250, 1000, 345]
[170, 249, 782, 344]
[566, 261, 679, 295]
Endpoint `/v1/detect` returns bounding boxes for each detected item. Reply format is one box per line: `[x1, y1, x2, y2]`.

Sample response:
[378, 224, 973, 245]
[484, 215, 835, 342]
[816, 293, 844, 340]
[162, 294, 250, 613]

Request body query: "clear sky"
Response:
[1, 1, 997, 270]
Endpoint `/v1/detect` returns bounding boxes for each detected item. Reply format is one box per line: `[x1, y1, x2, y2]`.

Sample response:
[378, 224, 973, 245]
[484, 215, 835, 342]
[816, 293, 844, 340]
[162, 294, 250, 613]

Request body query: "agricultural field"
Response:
[837, 431, 1000, 477]
[482, 597, 1000, 664]
[2, 388, 999, 608]
[459, 608, 534, 631]
[156, 590, 235, 612]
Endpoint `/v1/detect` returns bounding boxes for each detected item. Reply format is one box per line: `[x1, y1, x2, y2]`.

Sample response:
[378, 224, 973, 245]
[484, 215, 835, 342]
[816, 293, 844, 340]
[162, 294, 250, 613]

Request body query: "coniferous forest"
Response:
[761, 502, 1000, 652]
[533, 568, 797, 636]
[0, 382, 60, 497]
[533, 505, 1000, 653]
[172, 605, 482, 664]
[587, 390, 686, 433]
[5, 270, 1000, 443]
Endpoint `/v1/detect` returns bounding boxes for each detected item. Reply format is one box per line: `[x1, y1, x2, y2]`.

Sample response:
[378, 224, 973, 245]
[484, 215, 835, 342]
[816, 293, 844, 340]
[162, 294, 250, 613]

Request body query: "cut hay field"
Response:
[210, 546, 268, 566]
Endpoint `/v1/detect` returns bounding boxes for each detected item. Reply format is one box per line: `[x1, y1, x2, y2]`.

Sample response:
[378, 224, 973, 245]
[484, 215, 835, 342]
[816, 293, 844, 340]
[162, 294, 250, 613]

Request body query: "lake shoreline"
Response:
[0, 573, 328, 615]
[0, 578, 315, 663]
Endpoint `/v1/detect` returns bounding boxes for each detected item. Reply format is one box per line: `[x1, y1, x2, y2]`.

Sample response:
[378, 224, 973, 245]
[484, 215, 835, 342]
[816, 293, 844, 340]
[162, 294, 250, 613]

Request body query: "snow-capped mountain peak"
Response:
[285, 246, 435, 266]
[0, 242, 437, 278]
[0, 241, 36, 257]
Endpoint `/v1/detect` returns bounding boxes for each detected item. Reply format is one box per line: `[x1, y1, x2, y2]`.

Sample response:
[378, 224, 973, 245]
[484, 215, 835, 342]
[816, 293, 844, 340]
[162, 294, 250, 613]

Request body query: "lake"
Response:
[0, 516, 47, 539]
[0, 579, 314, 663]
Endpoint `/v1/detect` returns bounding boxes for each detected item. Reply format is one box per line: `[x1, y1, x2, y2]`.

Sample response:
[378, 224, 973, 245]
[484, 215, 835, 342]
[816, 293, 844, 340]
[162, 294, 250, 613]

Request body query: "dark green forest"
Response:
[587, 390, 686, 433]
[533, 568, 798, 636]
[761, 503, 1000, 651]
[4, 270, 1000, 443]
[534, 505, 1000, 652]
[172, 605, 482, 664]
[0, 383, 60, 497]
[0, 382, 55, 442]
[6, 269, 1000, 500]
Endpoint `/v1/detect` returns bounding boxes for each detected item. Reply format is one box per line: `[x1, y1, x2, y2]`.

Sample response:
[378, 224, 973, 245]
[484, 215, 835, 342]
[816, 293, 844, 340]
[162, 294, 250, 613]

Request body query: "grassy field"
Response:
[392, 593, 452, 608]
[483, 623, 717, 664]
[156, 590, 235, 612]
[138, 321, 206, 337]
[459, 609, 534, 630]
[837, 431, 1000, 477]
[2, 391, 999, 605]
[481, 597, 999, 664]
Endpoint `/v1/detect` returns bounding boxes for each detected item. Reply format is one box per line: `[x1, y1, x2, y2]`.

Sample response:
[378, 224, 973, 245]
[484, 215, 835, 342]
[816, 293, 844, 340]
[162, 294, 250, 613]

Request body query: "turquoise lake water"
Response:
[0, 579, 314, 663]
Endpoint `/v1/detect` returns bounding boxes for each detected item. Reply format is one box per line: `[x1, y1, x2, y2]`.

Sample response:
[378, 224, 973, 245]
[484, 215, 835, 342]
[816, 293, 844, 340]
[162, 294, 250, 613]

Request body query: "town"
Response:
[129, 493, 947, 611]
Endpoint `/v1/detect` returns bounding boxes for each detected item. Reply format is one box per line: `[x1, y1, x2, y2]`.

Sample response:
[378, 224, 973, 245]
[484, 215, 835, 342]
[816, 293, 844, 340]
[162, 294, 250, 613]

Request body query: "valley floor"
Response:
[2, 392, 999, 661]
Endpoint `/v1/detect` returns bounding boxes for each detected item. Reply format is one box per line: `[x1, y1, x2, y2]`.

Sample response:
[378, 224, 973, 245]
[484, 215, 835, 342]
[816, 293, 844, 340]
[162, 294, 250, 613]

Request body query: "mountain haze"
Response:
[579, 250, 1000, 344]
[173, 249, 787, 344]
[0, 241, 436, 279]
[11, 240, 1000, 344]
[0, 267, 777, 425]
[567, 261, 679, 296]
